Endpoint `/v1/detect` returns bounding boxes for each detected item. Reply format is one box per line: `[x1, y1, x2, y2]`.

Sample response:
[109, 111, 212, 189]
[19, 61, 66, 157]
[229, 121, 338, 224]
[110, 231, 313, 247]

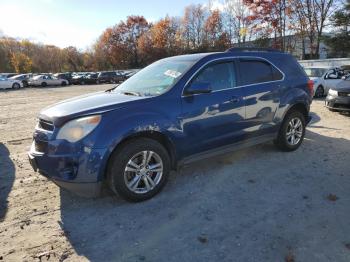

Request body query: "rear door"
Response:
[180, 60, 246, 156]
[237, 57, 284, 137]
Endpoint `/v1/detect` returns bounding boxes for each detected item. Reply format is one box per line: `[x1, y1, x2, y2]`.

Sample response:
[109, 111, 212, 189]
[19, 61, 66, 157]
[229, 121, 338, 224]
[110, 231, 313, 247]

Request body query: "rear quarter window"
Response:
[239, 58, 283, 85]
[275, 55, 306, 78]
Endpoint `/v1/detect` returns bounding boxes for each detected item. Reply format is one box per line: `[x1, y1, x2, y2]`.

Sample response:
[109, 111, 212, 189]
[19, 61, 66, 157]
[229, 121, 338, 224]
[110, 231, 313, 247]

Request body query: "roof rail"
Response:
[226, 47, 283, 53]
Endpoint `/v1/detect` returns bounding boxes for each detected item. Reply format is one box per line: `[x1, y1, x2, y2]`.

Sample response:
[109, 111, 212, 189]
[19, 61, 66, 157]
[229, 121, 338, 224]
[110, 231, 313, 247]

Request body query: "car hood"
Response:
[39, 91, 147, 126]
[335, 80, 350, 92]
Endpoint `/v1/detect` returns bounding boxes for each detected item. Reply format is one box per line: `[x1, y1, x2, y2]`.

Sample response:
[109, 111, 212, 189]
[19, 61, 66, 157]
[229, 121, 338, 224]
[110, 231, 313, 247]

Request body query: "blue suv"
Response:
[28, 48, 313, 201]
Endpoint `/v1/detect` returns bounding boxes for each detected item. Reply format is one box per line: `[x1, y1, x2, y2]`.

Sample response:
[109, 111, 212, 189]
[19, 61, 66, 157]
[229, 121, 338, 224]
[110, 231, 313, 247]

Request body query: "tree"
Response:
[205, 9, 224, 49]
[10, 53, 32, 73]
[294, 0, 339, 58]
[324, 0, 350, 57]
[181, 4, 206, 51]
[243, 0, 293, 51]
[94, 16, 150, 69]
[224, 0, 253, 45]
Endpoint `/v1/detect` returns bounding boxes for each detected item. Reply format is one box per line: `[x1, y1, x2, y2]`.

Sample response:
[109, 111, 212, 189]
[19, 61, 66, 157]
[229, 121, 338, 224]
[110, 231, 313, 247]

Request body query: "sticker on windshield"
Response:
[164, 70, 182, 78]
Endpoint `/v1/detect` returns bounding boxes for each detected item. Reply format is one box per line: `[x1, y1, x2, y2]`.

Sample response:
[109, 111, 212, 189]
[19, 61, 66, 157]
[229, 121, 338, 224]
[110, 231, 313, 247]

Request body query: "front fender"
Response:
[91, 98, 181, 180]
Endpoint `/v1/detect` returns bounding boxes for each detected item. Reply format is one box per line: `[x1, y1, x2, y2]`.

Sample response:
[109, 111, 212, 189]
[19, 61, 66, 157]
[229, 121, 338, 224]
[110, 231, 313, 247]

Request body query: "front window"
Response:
[304, 68, 328, 78]
[190, 62, 236, 91]
[115, 58, 195, 96]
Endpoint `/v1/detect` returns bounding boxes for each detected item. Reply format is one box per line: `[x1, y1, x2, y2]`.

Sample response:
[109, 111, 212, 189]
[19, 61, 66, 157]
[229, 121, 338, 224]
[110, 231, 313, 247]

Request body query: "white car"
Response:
[0, 76, 23, 89]
[28, 75, 69, 87]
[304, 67, 345, 97]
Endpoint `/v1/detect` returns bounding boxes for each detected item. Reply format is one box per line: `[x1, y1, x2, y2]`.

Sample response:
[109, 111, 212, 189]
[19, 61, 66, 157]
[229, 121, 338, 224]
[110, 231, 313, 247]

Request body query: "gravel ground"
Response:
[1, 85, 350, 262]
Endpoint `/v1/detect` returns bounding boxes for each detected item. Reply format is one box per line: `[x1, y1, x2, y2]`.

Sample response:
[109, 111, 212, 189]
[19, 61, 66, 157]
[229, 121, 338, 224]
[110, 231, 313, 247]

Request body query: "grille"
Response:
[338, 92, 350, 97]
[35, 140, 48, 153]
[38, 119, 54, 131]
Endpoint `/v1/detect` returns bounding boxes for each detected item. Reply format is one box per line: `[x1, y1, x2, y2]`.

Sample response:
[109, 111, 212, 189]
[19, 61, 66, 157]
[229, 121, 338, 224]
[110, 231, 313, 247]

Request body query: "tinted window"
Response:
[191, 62, 236, 92]
[272, 66, 283, 81]
[239, 59, 280, 85]
[277, 55, 306, 78]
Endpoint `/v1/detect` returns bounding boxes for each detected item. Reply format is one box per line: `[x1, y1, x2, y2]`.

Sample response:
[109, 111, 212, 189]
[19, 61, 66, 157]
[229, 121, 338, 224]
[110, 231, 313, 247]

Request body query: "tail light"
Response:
[307, 80, 314, 96]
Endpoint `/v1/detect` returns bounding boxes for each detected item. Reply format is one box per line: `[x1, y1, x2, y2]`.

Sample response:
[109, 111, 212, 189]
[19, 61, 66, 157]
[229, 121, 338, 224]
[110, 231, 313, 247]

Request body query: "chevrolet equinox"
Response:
[28, 48, 313, 201]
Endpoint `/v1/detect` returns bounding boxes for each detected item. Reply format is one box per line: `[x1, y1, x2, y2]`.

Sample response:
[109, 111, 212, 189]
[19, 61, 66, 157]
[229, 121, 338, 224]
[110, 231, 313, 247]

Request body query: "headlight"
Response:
[328, 89, 338, 96]
[56, 115, 101, 143]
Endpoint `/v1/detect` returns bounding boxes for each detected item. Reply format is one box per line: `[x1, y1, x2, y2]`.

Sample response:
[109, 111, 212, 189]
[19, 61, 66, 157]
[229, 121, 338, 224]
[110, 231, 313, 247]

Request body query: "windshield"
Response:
[114, 58, 195, 96]
[304, 68, 328, 77]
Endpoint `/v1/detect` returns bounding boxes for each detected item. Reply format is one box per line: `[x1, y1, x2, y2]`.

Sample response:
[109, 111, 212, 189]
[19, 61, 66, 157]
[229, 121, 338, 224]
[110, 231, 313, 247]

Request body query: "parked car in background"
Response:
[97, 71, 124, 84]
[54, 73, 73, 84]
[9, 74, 32, 87]
[304, 67, 346, 97]
[0, 76, 23, 89]
[28, 75, 69, 87]
[1, 73, 18, 78]
[325, 74, 350, 112]
[71, 73, 98, 85]
[124, 71, 138, 80]
[28, 48, 313, 201]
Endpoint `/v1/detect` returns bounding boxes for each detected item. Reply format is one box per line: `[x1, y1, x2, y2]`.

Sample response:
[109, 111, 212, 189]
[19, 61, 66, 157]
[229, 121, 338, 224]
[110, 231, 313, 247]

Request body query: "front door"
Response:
[180, 60, 246, 157]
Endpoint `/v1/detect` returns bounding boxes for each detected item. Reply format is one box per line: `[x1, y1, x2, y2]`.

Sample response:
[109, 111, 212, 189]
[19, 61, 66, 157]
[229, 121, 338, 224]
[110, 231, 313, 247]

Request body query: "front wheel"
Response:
[12, 83, 20, 89]
[275, 111, 306, 151]
[107, 138, 170, 202]
[61, 81, 67, 86]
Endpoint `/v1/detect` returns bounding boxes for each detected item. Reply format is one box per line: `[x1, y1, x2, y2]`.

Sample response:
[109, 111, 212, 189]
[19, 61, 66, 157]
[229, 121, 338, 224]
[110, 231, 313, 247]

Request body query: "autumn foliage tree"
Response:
[0, 1, 345, 73]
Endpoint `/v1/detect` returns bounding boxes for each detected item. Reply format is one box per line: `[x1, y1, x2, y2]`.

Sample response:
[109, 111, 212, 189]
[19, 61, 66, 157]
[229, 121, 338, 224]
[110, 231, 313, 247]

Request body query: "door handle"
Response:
[230, 96, 240, 103]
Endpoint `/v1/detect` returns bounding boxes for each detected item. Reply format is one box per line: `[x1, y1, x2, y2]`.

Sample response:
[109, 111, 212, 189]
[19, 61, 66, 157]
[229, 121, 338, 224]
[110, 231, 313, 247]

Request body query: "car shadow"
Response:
[59, 128, 350, 261]
[0, 143, 15, 222]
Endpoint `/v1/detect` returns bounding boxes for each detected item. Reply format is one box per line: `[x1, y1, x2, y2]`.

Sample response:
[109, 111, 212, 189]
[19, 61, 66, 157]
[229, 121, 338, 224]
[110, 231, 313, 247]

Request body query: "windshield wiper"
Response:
[105, 84, 119, 92]
[121, 91, 142, 96]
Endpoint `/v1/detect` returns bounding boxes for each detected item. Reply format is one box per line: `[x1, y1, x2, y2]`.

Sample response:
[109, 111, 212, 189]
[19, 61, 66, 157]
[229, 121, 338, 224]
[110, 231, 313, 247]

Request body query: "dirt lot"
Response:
[1, 85, 350, 262]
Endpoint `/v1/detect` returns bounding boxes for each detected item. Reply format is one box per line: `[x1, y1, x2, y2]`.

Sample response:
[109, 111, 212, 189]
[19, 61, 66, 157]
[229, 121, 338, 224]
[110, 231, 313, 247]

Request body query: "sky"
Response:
[0, 0, 214, 50]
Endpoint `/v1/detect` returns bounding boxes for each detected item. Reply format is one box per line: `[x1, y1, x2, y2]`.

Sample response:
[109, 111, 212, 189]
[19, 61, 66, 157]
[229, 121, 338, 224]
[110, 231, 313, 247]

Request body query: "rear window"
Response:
[239, 59, 283, 85]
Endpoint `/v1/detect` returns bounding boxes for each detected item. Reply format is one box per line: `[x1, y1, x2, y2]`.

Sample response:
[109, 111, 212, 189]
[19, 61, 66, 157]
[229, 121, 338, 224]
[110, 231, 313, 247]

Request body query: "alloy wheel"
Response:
[123, 150, 163, 194]
[286, 117, 303, 146]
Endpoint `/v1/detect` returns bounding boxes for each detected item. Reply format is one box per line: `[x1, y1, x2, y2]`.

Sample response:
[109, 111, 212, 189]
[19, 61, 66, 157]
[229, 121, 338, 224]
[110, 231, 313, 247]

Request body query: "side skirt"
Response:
[178, 134, 275, 168]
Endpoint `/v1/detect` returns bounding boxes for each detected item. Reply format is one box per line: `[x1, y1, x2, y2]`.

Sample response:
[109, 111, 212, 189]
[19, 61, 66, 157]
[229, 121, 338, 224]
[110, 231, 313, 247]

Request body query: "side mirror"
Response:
[185, 81, 212, 95]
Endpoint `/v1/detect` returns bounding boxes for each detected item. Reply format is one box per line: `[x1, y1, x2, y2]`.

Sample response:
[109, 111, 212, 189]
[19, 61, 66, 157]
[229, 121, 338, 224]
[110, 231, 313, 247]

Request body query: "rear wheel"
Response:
[275, 111, 306, 151]
[61, 81, 67, 86]
[107, 138, 170, 202]
[41, 82, 47, 87]
[315, 85, 324, 98]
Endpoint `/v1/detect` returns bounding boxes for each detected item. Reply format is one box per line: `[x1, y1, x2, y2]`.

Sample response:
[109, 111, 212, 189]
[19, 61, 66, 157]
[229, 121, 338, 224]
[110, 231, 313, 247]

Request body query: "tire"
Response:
[315, 85, 324, 98]
[41, 82, 47, 87]
[61, 81, 67, 86]
[81, 81, 85, 85]
[107, 138, 171, 202]
[12, 83, 20, 89]
[275, 110, 306, 152]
